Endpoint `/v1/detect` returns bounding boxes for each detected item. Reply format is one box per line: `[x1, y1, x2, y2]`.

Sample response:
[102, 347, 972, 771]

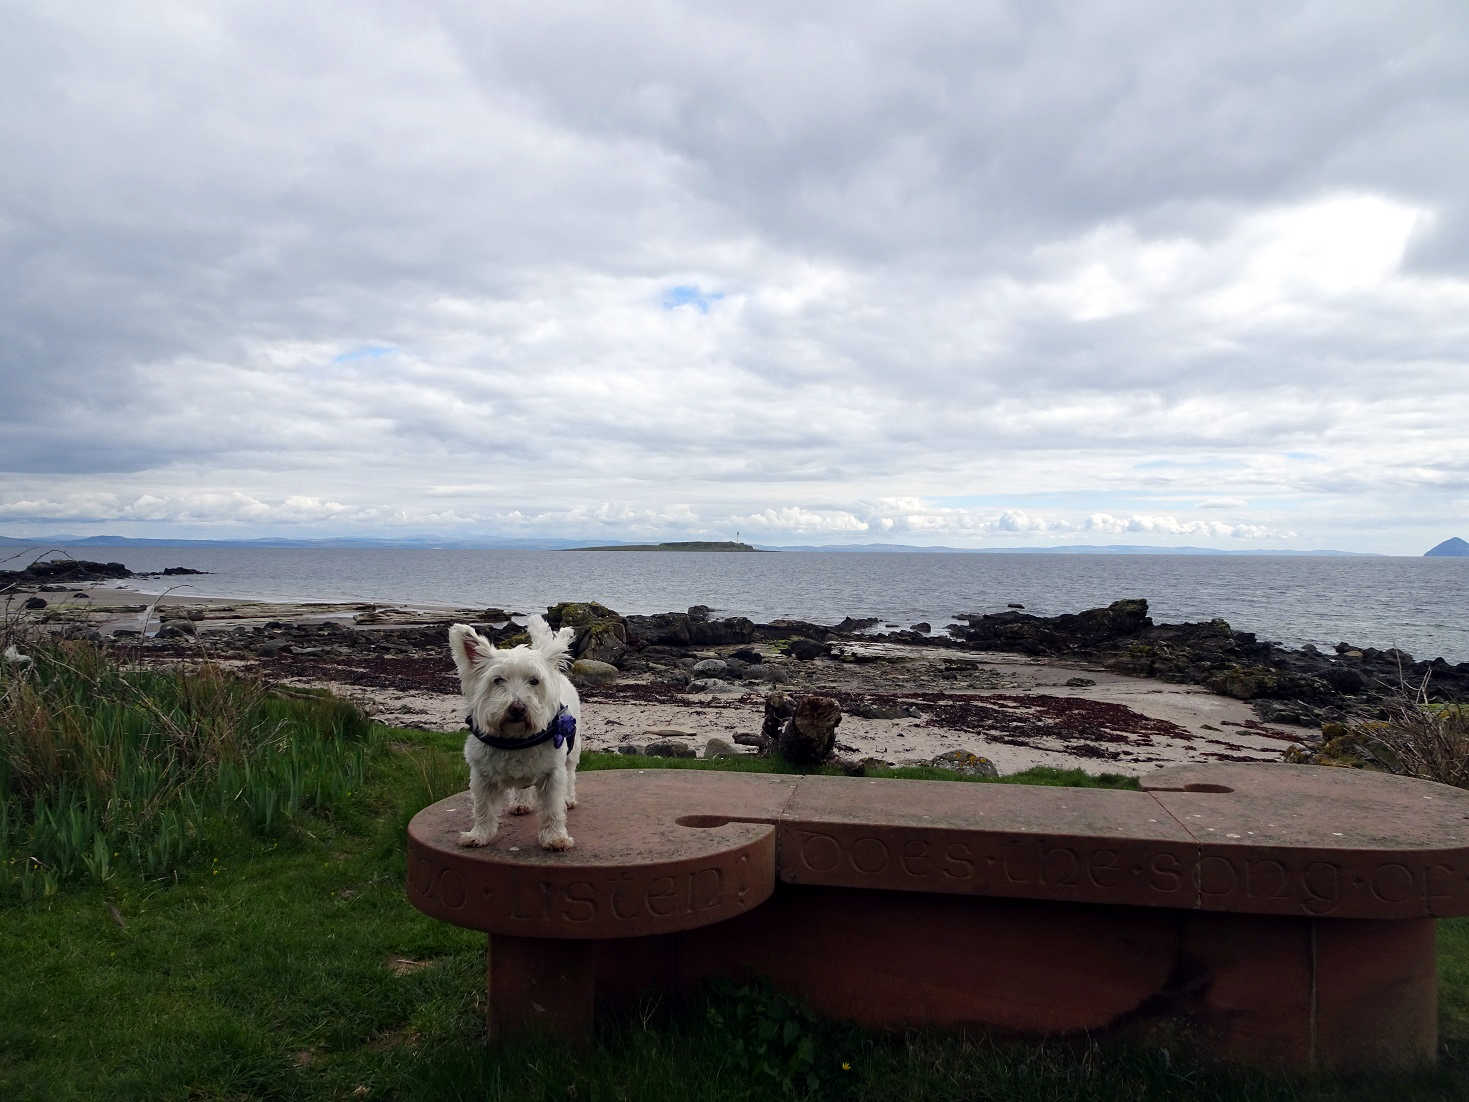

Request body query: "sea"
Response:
[28, 545, 1469, 665]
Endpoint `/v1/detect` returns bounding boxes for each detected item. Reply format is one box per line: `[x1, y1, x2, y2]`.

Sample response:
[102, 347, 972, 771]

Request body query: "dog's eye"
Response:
[528, 676, 540, 686]
[492, 676, 505, 685]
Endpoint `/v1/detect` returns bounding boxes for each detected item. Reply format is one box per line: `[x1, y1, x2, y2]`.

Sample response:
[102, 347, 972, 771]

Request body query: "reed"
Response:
[0, 639, 378, 898]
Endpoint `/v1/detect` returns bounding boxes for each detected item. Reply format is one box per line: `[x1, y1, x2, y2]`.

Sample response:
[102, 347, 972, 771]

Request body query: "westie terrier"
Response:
[448, 615, 581, 851]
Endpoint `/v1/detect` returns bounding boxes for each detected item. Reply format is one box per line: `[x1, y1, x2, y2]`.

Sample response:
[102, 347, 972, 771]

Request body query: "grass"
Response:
[3, 648, 1468, 1100]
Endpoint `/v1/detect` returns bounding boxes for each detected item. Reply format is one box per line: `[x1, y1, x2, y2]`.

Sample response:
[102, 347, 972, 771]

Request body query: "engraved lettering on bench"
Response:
[647, 875, 678, 917]
[1042, 843, 1080, 887]
[900, 839, 931, 878]
[1086, 849, 1121, 889]
[1245, 858, 1288, 901]
[415, 860, 468, 910]
[1302, 861, 1341, 915]
[797, 830, 841, 873]
[942, 842, 976, 880]
[690, 866, 725, 913]
[850, 836, 890, 876]
[1147, 852, 1183, 895]
[1368, 862, 1414, 905]
[1197, 854, 1238, 897]
[562, 879, 597, 922]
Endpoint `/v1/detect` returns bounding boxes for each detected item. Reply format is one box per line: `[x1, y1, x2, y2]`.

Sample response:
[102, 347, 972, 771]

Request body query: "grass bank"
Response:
[2, 648, 1467, 1100]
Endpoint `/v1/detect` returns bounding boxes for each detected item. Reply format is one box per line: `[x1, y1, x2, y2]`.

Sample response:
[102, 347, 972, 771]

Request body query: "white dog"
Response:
[448, 615, 581, 851]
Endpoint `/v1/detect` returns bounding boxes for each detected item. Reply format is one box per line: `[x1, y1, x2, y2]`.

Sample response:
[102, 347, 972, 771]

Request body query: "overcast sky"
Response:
[3, 2, 1467, 553]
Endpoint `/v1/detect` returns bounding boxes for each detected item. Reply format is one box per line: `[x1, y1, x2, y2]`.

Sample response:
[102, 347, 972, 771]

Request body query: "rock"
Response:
[577, 620, 628, 665]
[687, 678, 741, 694]
[833, 616, 880, 633]
[161, 566, 206, 575]
[912, 622, 931, 633]
[930, 750, 1000, 778]
[730, 648, 764, 664]
[0, 559, 130, 585]
[703, 737, 737, 758]
[692, 658, 729, 676]
[734, 733, 766, 748]
[624, 612, 692, 647]
[257, 639, 291, 656]
[157, 622, 196, 639]
[112, 629, 140, 638]
[644, 739, 697, 758]
[187, 609, 205, 621]
[570, 659, 619, 686]
[787, 638, 828, 661]
[72, 592, 89, 599]
[616, 745, 641, 755]
[1008, 603, 1025, 609]
[777, 694, 842, 765]
[1065, 677, 1096, 688]
[742, 663, 790, 684]
[23, 596, 47, 610]
[849, 699, 908, 720]
[687, 605, 712, 622]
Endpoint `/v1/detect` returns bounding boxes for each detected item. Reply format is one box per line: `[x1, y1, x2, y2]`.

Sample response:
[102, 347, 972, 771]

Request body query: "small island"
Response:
[569, 540, 766, 552]
[1425, 537, 1469, 557]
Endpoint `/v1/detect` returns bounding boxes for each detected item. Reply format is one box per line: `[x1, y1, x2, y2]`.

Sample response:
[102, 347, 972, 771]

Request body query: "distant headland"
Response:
[1425, 537, 1469, 557]
[568, 540, 766, 553]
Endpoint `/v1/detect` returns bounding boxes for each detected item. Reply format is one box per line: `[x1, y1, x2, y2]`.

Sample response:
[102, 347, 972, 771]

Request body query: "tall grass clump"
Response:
[0, 639, 378, 899]
[1354, 679, 1469, 789]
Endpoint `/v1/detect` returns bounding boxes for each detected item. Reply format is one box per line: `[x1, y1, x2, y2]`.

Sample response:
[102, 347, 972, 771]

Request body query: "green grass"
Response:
[3, 654, 1468, 1100]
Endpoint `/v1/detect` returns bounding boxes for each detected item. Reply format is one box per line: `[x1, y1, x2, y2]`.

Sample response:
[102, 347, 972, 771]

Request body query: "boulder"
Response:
[644, 739, 697, 759]
[570, 659, 619, 686]
[787, 638, 828, 661]
[692, 658, 729, 677]
[687, 678, 741, 694]
[703, 737, 737, 759]
[577, 620, 628, 665]
[930, 750, 1000, 778]
[23, 596, 47, 610]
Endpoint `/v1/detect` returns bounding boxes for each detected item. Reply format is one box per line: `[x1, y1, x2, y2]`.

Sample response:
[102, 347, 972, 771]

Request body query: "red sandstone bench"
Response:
[405, 763, 1469, 1071]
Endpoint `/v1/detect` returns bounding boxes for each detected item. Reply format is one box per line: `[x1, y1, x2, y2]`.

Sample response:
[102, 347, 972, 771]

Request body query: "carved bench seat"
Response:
[406, 764, 1469, 1071]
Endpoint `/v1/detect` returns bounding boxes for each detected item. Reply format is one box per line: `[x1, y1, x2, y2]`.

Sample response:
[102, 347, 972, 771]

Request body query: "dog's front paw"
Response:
[457, 828, 496, 847]
[538, 828, 574, 851]
[564, 796, 578, 810]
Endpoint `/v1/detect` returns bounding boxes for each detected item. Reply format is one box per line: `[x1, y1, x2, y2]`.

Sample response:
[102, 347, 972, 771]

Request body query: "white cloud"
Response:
[1, 3, 1467, 554]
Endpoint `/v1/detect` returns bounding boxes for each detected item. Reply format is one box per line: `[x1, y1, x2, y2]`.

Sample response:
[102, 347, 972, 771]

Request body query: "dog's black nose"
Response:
[507, 702, 527, 720]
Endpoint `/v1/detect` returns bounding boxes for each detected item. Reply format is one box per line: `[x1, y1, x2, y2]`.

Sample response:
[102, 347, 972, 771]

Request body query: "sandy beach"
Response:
[16, 583, 1318, 776]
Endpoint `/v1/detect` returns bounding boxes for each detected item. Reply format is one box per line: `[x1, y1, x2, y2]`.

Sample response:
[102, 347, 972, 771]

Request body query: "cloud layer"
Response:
[3, 3, 1467, 552]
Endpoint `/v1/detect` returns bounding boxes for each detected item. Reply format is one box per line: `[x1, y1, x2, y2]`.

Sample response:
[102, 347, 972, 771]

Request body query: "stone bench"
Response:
[405, 763, 1469, 1071]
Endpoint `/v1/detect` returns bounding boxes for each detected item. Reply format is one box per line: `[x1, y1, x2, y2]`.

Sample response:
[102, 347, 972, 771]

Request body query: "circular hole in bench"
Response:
[676, 815, 733, 829]
[1183, 783, 1234, 793]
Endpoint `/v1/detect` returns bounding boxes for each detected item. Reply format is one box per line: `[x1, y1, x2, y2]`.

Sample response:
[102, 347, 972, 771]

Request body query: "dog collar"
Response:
[466, 705, 576, 752]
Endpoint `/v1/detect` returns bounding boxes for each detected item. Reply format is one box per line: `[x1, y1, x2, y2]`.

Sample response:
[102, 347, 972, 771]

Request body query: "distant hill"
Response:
[1425, 537, 1469, 557]
[568, 541, 764, 553]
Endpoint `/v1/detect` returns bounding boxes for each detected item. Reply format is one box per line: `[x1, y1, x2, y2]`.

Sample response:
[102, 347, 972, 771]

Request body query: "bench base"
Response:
[488, 886, 1436, 1072]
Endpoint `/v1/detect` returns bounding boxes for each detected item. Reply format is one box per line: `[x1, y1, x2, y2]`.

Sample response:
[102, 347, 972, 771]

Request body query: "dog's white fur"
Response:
[448, 616, 581, 851]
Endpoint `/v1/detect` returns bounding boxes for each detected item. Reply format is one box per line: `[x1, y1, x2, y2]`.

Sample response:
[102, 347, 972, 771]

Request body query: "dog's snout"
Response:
[506, 701, 528, 720]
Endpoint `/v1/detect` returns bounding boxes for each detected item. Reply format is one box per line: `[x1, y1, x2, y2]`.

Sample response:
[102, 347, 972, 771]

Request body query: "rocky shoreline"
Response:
[7, 561, 1464, 774]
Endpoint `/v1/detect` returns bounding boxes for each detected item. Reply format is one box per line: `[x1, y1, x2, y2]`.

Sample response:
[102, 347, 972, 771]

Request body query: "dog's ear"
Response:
[526, 614, 576, 671]
[449, 623, 495, 679]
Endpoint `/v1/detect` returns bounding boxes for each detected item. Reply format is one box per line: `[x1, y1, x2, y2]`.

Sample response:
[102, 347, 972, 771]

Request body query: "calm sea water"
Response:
[32, 546, 1469, 663]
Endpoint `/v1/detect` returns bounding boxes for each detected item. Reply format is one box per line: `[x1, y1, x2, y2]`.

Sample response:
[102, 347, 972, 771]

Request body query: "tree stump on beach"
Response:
[777, 694, 842, 765]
